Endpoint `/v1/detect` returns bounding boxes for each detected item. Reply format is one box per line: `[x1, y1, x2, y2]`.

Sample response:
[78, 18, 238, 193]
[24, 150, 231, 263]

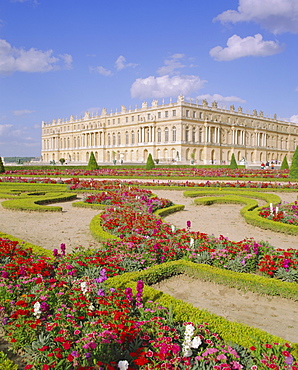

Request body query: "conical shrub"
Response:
[0, 156, 4, 173]
[145, 153, 155, 170]
[280, 155, 289, 170]
[229, 153, 238, 169]
[87, 151, 99, 170]
[290, 146, 298, 178]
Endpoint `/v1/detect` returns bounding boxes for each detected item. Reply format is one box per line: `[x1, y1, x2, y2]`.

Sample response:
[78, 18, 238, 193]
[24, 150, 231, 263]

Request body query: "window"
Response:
[192, 127, 196, 142]
[158, 112, 161, 119]
[131, 116, 134, 122]
[125, 131, 129, 145]
[157, 128, 161, 143]
[113, 119, 115, 125]
[131, 131, 135, 144]
[108, 120, 110, 125]
[172, 126, 176, 142]
[165, 111, 168, 118]
[117, 132, 121, 145]
[193, 111, 196, 118]
[185, 126, 189, 142]
[108, 134, 111, 146]
[165, 127, 169, 142]
[112, 133, 116, 146]
[126, 117, 128, 123]
[118, 118, 120, 124]
[186, 110, 189, 117]
[172, 110, 176, 117]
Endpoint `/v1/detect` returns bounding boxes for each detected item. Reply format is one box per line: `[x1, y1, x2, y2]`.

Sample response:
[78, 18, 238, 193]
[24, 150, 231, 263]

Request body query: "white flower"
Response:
[191, 336, 202, 348]
[118, 360, 129, 370]
[185, 324, 195, 335]
[88, 303, 95, 311]
[33, 301, 41, 318]
[182, 344, 193, 357]
[80, 281, 87, 295]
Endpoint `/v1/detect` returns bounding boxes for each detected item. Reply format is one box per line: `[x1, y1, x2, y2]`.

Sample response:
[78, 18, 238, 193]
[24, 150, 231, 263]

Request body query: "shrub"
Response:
[229, 153, 238, 169]
[0, 156, 5, 173]
[87, 151, 99, 170]
[281, 155, 289, 170]
[59, 158, 65, 165]
[145, 153, 155, 170]
[290, 145, 298, 178]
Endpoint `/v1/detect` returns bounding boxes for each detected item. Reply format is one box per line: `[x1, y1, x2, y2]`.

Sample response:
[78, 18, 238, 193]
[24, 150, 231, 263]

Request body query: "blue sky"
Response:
[1, 0, 298, 157]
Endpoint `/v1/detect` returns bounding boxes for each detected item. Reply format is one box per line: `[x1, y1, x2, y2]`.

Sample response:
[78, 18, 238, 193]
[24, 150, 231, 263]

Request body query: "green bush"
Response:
[290, 145, 298, 178]
[145, 153, 155, 170]
[281, 155, 289, 170]
[87, 151, 99, 170]
[0, 351, 18, 370]
[0, 156, 5, 173]
[229, 153, 238, 169]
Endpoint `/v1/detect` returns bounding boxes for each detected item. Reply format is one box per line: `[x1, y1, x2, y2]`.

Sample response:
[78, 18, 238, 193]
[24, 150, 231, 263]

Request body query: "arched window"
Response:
[117, 132, 121, 146]
[172, 126, 176, 142]
[157, 128, 161, 143]
[165, 127, 169, 142]
[125, 131, 129, 145]
[192, 127, 196, 142]
[108, 134, 111, 146]
[131, 131, 135, 144]
[185, 126, 189, 142]
[112, 133, 116, 146]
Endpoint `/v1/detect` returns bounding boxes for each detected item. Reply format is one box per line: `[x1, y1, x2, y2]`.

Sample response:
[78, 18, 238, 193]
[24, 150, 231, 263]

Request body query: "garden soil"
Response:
[0, 188, 298, 366]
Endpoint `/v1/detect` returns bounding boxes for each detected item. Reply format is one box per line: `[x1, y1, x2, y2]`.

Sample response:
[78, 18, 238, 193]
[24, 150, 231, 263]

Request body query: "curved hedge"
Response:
[184, 189, 298, 235]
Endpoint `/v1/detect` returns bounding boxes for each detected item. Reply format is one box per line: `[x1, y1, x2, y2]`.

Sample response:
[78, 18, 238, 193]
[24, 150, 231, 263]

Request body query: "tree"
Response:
[290, 146, 298, 178]
[87, 151, 99, 170]
[59, 158, 65, 165]
[145, 153, 155, 170]
[280, 155, 289, 170]
[229, 153, 238, 169]
[0, 157, 5, 173]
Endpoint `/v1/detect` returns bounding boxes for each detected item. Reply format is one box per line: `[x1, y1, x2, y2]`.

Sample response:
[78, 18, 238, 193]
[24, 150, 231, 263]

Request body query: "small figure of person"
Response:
[271, 161, 274, 170]
[261, 162, 265, 169]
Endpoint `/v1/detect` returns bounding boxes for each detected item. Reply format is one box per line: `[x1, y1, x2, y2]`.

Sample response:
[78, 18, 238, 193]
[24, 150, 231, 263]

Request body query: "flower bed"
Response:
[1, 181, 298, 368]
[259, 202, 298, 226]
[1, 167, 290, 180]
[1, 241, 298, 370]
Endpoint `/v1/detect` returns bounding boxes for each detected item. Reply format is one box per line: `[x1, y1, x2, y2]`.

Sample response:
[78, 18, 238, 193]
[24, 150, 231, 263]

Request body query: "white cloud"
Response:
[115, 55, 138, 71]
[13, 109, 35, 116]
[89, 65, 112, 76]
[130, 74, 206, 100]
[196, 94, 246, 104]
[157, 54, 186, 76]
[214, 0, 298, 34]
[0, 124, 13, 135]
[290, 115, 298, 123]
[210, 34, 283, 61]
[0, 39, 73, 75]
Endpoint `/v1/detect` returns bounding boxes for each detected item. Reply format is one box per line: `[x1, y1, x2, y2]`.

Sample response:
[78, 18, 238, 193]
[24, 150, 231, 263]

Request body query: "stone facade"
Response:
[41, 95, 298, 165]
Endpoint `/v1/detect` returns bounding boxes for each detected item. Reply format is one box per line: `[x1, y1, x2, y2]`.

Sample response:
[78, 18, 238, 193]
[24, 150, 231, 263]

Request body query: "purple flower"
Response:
[187, 220, 191, 228]
[60, 243, 66, 256]
[53, 249, 59, 257]
[97, 288, 105, 296]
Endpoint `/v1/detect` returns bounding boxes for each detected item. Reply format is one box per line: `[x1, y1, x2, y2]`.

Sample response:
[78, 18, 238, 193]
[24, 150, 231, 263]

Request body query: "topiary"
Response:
[145, 153, 155, 170]
[290, 145, 298, 179]
[229, 153, 238, 169]
[0, 156, 5, 173]
[87, 151, 99, 170]
[280, 155, 289, 170]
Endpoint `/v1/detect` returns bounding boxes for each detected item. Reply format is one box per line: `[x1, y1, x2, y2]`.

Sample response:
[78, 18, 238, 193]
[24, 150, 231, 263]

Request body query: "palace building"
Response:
[41, 95, 298, 165]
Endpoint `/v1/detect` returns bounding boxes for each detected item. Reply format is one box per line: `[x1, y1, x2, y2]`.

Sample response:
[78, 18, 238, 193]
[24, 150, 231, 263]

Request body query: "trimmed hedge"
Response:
[1, 192, 77, 212]
[184, 189, 298, 235]
[106, 260, 295, 348]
